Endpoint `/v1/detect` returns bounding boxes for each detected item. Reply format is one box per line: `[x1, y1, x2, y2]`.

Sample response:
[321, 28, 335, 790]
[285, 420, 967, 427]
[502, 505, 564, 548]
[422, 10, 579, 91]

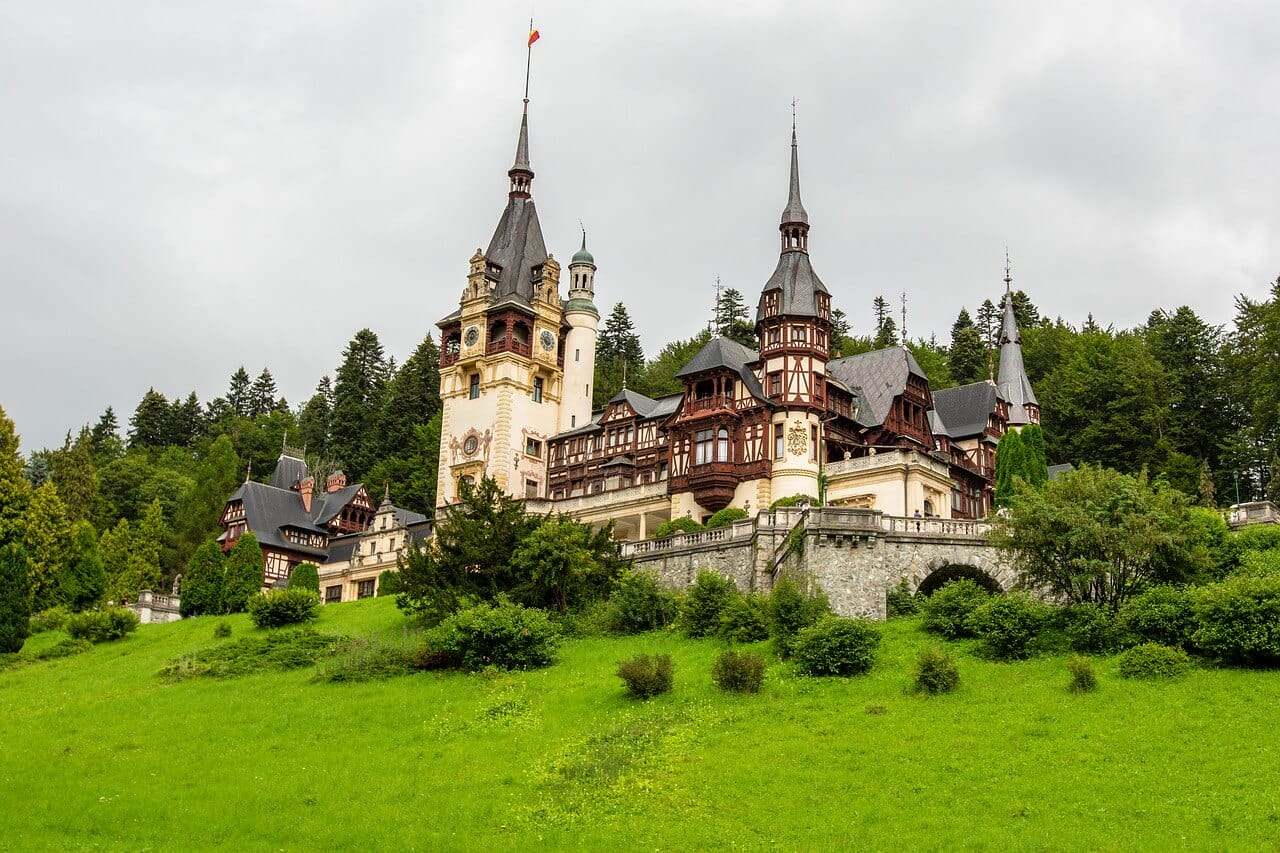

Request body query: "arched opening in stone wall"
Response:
[916, 564, 1002, 596]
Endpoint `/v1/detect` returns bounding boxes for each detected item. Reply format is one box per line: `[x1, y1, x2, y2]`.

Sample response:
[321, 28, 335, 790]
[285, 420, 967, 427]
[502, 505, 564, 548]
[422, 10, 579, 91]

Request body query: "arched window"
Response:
[716, 428, 730, 462]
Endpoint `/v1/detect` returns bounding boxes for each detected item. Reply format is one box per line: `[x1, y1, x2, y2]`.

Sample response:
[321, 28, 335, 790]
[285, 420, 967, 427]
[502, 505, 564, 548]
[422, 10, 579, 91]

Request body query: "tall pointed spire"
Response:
[780, 101, 810, 252]
[997, 253, 1039, 425]
[508, 103, 533, 198]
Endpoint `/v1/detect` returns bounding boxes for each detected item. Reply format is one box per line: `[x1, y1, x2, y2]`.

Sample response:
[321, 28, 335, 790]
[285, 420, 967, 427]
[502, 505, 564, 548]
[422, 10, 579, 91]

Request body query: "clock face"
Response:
[540, 330, 556, 351]
[463, 326, 479, 347]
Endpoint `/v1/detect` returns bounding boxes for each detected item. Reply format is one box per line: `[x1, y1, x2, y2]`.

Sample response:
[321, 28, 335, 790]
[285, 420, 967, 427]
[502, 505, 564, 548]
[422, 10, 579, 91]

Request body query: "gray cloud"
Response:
[3, 1, 1278, 451]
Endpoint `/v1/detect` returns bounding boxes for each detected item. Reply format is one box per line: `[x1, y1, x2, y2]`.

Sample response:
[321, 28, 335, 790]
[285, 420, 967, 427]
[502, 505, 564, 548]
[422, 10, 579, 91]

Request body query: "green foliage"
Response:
[329, 328, 391, 480]
[0, 544, 32, 653]
[222, 532, 264, 614]
[966, 594, 1052, 661]
[247, 589, 320, 629]
[314, 636, 416, 683]
[1019, 424, 1049, 487]
[377, 570, 402, 597]
[605, 570, 679, 634]
[886, 578, 920, 618]
[424, 600, 560, 671]
[711, 649, 765, 693]
[1116, 643, 1191, 679]
[34, 638, 93, 660]
[768, 494, 818, 510]
[680, 571, 737, 638]
[793, 617, 880, 677]
[616, 653, 674, 699]
[66, 608, 139, 643]
[1066, 655, 1098, 693]
[1117, 585, 1195, 649]
[51, 427, 98, 524]
[768, 576, 830, 658]
[913, 648, 960, 695]
[1059, 603, 1124, 654]
[992, 465, 1213, 610]
[717, 594, 770, 643]
[29, 606, 71, 634]
[994, 429, 1027, 509]
[397, 476, 540, 621]
[949, 309, 989, 385]
[652, 517, 702, 539]
[213, 621, 232, 639]
[287, 562, 320, 594]
[180, 541, 227, 617]
[174, 435, 240, 563]
[158, 630, 338, 681]
[23, 481, 72, 612]
[509, 516, 625, 613]
[921, 579, 990, 639]
[61, 521, 105, 611]
[1189, 574, 1280, 666]
[704, 507, 748, 529]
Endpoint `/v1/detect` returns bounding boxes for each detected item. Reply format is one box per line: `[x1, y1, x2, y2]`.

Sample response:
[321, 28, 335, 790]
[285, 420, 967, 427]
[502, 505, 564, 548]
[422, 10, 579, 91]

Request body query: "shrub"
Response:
[424, 600, 560, 671]
[158, 630, 338, 681]
[913, 648, 960, 695]
[286, 562, 320, 594]
[1190, 574, 1280, 666]
[769, 494, 818, 510]
[66, 608, 139, 643]
[214, 621, 232, 639]
[377, 570, 402, 597]
[712, 649, 766, 693]
[411, 644, 461, 671]
[705, 507, 749, 529]
[1117, 643, 1191, 679]
[1066, 654, 1098, 693]
[793, 617, 880, 677]
[35, 638, 93, 660]
[681, 571, 737, 638]
[653, 517, 703, 539]
[920, 579, 990, 639]
[29, 606, 71, 635]
[768, 576, 830, 658]
[718, 594, 770, 643]
[967, 594, 1052, 661]
[247, 589, 320, 629]
[886, 579, 920, 618]
[617, 653, 674, 699]
[607, 570, 679, 634]
[0, 544, 32, 654]
[1118, 585, 1195, 649]
[314, 636, 417, 683]
[1059, 603, 1123, 654]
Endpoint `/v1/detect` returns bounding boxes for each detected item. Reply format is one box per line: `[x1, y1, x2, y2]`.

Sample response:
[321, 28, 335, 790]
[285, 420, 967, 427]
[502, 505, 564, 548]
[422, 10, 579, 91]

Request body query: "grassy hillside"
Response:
[2, 597, 1279, 850]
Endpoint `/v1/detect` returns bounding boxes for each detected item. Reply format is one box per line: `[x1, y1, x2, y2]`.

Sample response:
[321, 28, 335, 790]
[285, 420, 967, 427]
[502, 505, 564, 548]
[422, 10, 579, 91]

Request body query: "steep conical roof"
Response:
[757, 124, 826, 323]
[780, 126, 808, 226]
[511, 106, 531, 174]
[484, 102, 548, 305]
[997, 290, 1038, 424]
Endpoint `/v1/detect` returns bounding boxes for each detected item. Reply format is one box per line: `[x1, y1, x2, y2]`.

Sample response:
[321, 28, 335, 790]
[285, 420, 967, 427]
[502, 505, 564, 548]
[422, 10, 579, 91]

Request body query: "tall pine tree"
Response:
[52, 427, 98, 523]
[949, 308, 989, 385]
[226, 367, 252, 417]
[0, 405, 30, 547]
[296, 376, 334, 457]
[330, 329, 390, 480]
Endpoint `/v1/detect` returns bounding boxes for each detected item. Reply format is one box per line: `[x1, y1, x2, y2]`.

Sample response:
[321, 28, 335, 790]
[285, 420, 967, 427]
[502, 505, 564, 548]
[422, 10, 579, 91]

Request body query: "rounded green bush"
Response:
[705, 507, 749, 529]
[921, 579, 990, 639]
[376, 570, 402, 597]
[617, 653, 674, 699]
[914, 648, 959, 694]
[1119, 586, 1195, 649]
[793, 616, 880, 677]
[424, 600, 560, 671]
[1116, 643, 1191, 679]
[718, 594, 770, 643]
[247, 589, 320, 629]
[681, 571, 737, 639]
[653, 517, 703, 539]
[966, 593, 1052, 660]
[1066, 654, 1098, 693]
[712, 649, 766, 693]
[1189, 574, 1280, 666]
[1059, 602, 1123, 654]
[886, 579, 920, 618]
[66, 608, 140, 643]
[286, 563, 320, 594]
[607, 570, 679, 634]
[768, 577, 830, 658]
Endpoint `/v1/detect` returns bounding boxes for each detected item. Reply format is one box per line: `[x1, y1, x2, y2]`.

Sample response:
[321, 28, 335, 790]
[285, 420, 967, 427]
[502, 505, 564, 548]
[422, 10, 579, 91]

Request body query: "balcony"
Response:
[687, 461, 738, 511]
[684, 395, 734, 415]
[487, 339, 531, 357]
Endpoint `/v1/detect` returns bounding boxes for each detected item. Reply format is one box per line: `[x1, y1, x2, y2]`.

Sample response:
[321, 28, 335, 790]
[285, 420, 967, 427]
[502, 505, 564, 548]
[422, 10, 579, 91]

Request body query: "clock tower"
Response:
[436, 98, 569, 506]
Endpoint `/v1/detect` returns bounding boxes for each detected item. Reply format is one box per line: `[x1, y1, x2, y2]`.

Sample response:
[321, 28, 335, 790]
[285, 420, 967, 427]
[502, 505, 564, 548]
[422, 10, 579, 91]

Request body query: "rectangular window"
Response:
[571, 415, 576, 428]
[468, 374, 480, 399]
[811, 425, 819, 461]
[774, 423, 784, 459]
[357, 579, 375, 599]
[791, 325, 806, 344]
[525, 437, 543, 458]
[532, 377, 544, 403]
[525, 479, 539, 499]
[575, 348, 580, 362]
[695, 429, 714, 465]
[768, 372, 782, 396]
[325, 585, 342, 603]
[767, 327, 781, 346]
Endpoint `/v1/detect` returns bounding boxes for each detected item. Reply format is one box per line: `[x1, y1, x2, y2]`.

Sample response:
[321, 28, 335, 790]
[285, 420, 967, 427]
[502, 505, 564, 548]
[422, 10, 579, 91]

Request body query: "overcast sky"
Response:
[3, 1, 1278, 453]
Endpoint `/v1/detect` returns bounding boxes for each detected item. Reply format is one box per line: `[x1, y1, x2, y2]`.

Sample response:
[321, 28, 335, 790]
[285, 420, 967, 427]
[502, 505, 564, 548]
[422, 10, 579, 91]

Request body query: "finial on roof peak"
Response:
[780, 106, 809, 239]
[1004, 247, 1013, 296]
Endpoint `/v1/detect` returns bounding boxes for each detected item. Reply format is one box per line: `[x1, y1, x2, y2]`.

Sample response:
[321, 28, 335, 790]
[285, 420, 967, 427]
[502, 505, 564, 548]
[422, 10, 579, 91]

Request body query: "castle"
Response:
[434, 97, 1039, 540]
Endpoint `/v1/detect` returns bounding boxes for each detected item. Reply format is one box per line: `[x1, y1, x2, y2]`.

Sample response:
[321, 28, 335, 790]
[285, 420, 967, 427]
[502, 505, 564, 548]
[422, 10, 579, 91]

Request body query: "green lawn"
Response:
[2, 597, 1278, 850]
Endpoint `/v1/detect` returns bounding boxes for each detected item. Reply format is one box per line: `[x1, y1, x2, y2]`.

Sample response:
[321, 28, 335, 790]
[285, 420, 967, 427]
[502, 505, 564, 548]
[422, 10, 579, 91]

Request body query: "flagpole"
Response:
[524, 18, 533, 106]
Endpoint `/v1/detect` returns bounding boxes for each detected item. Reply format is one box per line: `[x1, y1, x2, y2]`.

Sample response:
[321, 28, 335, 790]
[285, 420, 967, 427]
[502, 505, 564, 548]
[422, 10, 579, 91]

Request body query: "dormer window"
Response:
[764, 292, 780, 316]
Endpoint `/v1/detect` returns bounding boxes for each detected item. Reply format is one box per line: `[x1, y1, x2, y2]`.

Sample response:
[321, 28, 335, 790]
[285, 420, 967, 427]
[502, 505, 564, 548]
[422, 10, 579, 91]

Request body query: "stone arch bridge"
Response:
[620, 506, 1014, 619]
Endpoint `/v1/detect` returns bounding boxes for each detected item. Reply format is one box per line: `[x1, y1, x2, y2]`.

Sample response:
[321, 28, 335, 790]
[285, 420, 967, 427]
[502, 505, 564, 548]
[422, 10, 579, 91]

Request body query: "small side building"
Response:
[318, 490, 433, 603]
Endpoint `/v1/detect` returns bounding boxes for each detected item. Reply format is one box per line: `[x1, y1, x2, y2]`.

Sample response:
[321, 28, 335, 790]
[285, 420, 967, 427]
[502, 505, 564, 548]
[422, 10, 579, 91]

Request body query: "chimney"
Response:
[326, 470, 347, 493]
[299, 476, 314, 513]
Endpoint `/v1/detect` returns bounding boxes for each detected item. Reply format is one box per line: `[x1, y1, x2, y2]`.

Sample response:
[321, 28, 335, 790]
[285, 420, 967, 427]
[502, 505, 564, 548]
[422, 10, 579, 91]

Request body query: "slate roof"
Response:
[931, 381, 998, 440]
[608, 388, 661, 417]
[756, 250, 829, 322]
[781, 127, 808, 226]
[221, 481, 330, 556]
[675, 336, 770, 405]
[267, 453, 309, 489]
[826, 347, 927, 428]
[997, 293, 1039, 424]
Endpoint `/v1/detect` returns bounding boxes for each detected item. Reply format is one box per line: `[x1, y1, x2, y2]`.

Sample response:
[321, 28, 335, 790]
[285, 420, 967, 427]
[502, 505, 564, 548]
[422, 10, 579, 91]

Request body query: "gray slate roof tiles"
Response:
[826, 347, 927, 428]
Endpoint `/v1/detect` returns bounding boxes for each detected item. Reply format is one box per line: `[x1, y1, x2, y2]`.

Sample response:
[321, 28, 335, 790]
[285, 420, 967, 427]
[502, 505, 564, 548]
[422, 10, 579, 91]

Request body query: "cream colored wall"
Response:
[769, 411, 820, 500]
[560, 309, 598, 433]
[668, 478, 770, 526]
[824, 451, 954, 518]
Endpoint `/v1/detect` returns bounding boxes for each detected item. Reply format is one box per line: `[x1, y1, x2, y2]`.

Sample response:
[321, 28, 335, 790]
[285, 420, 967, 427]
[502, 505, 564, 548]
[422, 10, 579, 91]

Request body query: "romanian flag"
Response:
[528, 28, 540, 46]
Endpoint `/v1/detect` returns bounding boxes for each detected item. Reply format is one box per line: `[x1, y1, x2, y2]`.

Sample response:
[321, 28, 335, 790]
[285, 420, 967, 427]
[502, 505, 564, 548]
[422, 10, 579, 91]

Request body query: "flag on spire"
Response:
[528, 27, 540, 46]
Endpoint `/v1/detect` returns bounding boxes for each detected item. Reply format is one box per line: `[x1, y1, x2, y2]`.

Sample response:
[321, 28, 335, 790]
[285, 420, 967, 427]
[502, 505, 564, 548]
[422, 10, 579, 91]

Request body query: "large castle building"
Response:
[435, 97, 1039, 539]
